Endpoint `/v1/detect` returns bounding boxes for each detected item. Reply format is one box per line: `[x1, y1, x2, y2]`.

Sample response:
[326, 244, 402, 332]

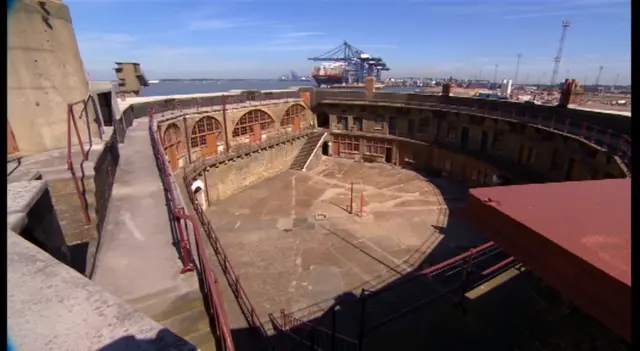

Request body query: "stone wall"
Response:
[199, 137, 307, 201]
[8, 180, 69, 265]
[44, 131, 119, 276]
[313, 90, 631, 136]
[7, 230, 196, 351]
[321, 102, 628, 184]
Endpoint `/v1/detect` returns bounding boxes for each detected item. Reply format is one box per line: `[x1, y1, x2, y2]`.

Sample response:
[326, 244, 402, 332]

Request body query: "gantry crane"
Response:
[308, 41, 390, 85]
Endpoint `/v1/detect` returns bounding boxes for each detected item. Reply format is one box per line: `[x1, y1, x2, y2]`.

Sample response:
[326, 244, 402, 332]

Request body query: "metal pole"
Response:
[360, 192, 364, 217]
[350, 181, 354, 214]
[357, 291, 367, 351]
[331, 306, 337, 351]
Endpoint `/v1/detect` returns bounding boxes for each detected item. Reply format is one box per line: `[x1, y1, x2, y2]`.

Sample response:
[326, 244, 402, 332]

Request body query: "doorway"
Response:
[385, 147, 393, 163]
[97, 92, 114, 126]
[460, 127, 470, 150]
[479, 130, 489, 152]
[321, 141, 329, 156]
[408, 119, 415, 137]
[565, 158, 580, 180]
[317, 111, 330, 128]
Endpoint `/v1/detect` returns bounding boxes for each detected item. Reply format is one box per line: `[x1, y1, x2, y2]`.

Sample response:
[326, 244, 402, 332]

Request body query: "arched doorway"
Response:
[191, 180, 206, 209]
[281, 104, 307, 132]
[162, 123, 184, 172]
[232, 109, 275, 144]
[190, 116, 223, 157]
[316, 111, 330, 129]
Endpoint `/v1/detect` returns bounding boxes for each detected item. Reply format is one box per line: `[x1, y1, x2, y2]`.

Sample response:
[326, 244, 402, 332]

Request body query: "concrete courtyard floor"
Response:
[205, 158, 488, 322]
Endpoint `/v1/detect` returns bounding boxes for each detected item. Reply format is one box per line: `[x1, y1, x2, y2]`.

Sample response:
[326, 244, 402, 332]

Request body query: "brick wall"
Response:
[321, 102, 627, 183]
[200, 137, 307, 201]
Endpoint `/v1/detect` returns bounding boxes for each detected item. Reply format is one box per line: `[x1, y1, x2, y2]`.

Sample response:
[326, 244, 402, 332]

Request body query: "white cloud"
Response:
[280, 32, 324, 38]
[188, 19, 274, 30]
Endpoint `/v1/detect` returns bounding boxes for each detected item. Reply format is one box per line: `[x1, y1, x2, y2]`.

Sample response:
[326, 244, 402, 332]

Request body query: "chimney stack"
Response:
[365, 76, 376, 98]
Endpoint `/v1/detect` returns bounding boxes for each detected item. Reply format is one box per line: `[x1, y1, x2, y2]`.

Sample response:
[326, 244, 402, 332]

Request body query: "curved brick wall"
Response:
[124, 89, 628, 187]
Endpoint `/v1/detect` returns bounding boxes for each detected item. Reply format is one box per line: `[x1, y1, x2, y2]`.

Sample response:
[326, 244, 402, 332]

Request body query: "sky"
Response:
[65, 0, 631, 84]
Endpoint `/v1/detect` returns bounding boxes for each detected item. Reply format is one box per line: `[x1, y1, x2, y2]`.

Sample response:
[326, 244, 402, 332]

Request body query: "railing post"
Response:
[331, 306, 337, 351]
[564, 119, 569, 133]
[357, 290, 367, 350]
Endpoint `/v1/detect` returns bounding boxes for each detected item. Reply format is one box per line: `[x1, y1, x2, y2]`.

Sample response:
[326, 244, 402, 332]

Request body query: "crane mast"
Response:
[550, 19, 571, 86]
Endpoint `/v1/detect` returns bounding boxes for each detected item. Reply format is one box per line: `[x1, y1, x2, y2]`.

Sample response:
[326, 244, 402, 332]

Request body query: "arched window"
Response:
[190, 116, 223, 148]
[162, 123, 183, 154]
[281, 104, 307, 127]
[232, 110, 275, 137]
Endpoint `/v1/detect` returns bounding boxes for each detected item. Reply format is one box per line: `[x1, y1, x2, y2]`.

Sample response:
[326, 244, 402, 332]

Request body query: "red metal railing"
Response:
[148, 107, 235, 351]
[272, 242, 518, 350]
[67, 97, 92, 225]
[188, 190, 273, 350]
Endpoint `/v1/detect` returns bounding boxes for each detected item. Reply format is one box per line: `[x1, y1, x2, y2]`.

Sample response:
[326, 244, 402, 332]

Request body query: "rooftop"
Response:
[469, 179, 631, 286]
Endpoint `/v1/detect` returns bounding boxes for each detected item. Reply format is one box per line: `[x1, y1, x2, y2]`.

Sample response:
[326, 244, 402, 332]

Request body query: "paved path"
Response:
[92, 117, 192, 301]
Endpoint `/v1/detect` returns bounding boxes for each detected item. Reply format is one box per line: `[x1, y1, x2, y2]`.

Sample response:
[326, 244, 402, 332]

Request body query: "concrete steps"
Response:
[127, 278, 217, 351]
[290, 132, 325, 171]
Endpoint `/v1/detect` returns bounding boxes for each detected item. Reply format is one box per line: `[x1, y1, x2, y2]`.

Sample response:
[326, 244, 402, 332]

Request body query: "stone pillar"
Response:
[8, 0, 97, 154]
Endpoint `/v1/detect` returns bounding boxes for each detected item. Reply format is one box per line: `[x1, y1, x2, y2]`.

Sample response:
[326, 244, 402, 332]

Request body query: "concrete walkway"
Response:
[92, 117, 194, 301]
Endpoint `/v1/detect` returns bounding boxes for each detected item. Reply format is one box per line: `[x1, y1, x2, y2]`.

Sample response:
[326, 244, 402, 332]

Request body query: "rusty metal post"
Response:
[349, 182, 354, 214]
[183, 116, 192, 164]
[331, 306, 337, 351]
[202, 168, 211, 207]
[457, 253, 475, 317]
[221, 95, 231, 154]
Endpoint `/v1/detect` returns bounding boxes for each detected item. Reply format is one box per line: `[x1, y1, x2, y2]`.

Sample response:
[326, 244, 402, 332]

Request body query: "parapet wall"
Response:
[201, 137, 307, 202]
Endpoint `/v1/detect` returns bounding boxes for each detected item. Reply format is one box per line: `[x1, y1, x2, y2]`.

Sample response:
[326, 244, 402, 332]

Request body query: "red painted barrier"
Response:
[148, 107, 235, 351]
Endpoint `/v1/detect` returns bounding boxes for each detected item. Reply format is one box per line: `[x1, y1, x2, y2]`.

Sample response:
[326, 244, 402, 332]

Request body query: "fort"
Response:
[7, 1, 631, 351]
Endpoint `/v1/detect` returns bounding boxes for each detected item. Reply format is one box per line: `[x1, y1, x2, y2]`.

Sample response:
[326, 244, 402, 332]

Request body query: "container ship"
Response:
[311, 62, 348, 86]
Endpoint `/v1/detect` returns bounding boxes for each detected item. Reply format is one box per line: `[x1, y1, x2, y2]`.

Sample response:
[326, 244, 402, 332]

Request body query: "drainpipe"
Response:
[221, 95, 231, 153]
[183, 116, 192, 164]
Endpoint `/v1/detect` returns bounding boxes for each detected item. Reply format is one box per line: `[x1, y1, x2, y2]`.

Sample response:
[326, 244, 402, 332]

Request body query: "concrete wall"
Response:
[8, 180, 70, 265]
[7, 230, 196, 351]
[8, 0, 99, 154]
[45, 131, 119, 276]
[200, 137, 307, 201]
[320, 102, 627, 183]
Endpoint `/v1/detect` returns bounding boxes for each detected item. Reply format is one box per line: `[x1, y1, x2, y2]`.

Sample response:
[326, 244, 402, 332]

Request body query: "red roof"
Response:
[469, 179, 630, 286]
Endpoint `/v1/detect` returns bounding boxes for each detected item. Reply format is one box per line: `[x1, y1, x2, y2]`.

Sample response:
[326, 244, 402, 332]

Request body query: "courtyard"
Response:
[205, 158, 487, 321]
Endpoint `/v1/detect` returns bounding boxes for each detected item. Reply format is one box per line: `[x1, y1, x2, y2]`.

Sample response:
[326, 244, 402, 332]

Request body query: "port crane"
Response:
[308, 41, 390, 84]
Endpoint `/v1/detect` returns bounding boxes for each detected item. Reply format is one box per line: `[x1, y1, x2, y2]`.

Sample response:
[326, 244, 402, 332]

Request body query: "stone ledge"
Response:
[7, 230, 198, 351]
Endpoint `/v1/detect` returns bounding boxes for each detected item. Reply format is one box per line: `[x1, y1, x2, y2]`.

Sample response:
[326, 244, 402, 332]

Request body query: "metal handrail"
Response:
[148, 108, 235, 351]
[188, 193, 273, 350]
[66, 97, 92, 225]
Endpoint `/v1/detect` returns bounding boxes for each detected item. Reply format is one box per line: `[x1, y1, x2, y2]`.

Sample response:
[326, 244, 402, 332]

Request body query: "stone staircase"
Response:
[126, 275, 217, 351]
[289, 131, 325, 171]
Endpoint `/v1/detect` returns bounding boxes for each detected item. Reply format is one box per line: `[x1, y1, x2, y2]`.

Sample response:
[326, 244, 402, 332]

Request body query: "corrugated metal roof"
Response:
[469, 179, 631, 286]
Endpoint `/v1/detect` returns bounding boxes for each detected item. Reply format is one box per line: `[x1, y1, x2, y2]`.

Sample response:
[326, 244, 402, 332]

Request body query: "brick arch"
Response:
[190, 116, 223, 149]
[232, 109, 275, 138]
[281, 103, 307, 129]
[162, 123, 184, 155]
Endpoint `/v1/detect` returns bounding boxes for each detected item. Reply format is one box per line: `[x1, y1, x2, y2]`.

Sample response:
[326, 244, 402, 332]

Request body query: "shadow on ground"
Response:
[254, 169, 630, 351]
[97, 328, 197, 351]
